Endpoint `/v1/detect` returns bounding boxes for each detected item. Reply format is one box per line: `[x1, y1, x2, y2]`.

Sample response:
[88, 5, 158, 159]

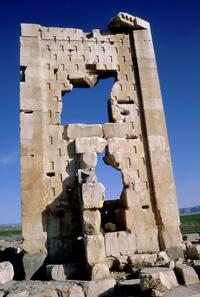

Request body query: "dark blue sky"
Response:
[0, 0, 199, 223]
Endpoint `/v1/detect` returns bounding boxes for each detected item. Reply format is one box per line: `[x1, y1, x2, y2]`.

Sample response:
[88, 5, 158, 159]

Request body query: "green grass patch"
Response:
[0, 225, 22, 239]
[180, 214, 200, 234]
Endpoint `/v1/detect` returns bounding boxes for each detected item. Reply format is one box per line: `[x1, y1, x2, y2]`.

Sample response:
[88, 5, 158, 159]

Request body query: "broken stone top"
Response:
[21, 12, 149, 39]
[108, 12, 150, 30]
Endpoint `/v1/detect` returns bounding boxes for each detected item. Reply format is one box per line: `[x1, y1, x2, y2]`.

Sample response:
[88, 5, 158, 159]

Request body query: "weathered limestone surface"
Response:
[0, 262, 14, 284]
[140, 267, 178, 292]
[128, 253, 157, 267]
[187, 245, 200, 260]
[175, 264, 199, 285]
[183, 233, 200, 243]
[90, 263, 110, 280]
[20, 11, 183, 277]
[63, 124, 103, 139]
[83, 234, 106, 265]
[0, 279, 116, 297]
[46, 263, 81, 281]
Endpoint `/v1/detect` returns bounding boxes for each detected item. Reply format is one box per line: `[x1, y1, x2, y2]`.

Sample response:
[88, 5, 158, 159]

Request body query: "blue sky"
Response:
[0, 0, 199, 224]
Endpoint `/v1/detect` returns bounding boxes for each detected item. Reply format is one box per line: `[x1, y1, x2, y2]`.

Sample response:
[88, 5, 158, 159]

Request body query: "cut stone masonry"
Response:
[20, 12, 183, 279]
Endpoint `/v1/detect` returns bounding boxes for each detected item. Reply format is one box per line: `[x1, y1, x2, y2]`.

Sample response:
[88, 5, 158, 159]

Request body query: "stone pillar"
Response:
[132, 21, 183, 255]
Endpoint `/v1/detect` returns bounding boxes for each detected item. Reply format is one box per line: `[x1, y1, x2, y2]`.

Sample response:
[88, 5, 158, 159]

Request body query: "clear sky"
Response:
[0, 0, 200, 224]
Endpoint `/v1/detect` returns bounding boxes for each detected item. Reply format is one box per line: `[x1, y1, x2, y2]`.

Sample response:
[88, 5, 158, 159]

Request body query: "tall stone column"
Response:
[132, 19, 183, 255]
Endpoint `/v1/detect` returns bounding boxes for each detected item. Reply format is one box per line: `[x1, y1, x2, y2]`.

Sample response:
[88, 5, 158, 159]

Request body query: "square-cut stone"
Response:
[103, 122, 135, 138]
[175, 264, 199, 285]
[84, 234, 106, 265]
[82, 210, 101, 235]
[75, 137, 107, 153]
[104, 232, 120, 257]
[63, 124, 103, 139]
[81, 181, 105, 209]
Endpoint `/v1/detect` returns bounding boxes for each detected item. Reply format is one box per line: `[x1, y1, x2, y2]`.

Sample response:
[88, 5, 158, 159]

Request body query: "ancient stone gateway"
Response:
[20, 12, 183, 279]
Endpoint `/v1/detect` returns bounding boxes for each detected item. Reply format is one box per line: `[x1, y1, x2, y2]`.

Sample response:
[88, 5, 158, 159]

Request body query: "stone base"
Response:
[22, 253, 47, 280]
[0, 279, 116, 297]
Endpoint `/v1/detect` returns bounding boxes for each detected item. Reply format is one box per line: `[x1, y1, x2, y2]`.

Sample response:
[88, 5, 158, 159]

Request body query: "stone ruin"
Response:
[20, 12, 183, 280]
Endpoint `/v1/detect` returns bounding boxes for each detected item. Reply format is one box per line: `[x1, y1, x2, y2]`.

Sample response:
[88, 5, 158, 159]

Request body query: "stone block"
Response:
[117, 279, 140, 296]
[103, 122, 135, 138]
[22, 253, 46, 280]
[140, 267, 178, 292]
[75, 137, 107, 153]
[175, 264, 199, 285]
[21, 24, 41, 37]
[193, 260, 200, 278]
[128, 253, 157, 267]
[63, 124, 103, 139]
[160, 285, 200, 297]
[46, 263, 81, 280]
[118, 231, 135, 255]
[156, 251, 170, 266]
[83, 278, 116, 297]
[0, 261, 14, 284]
[81, 181, 105, 209]
[104, 232, 120, 257]
[183, 233, 200, 243]
[84, 234, 106, 265]
[79, 152, 97, 169]
[82, 210, 101, 235]
[187, 245, 200, 260]
[104, 231, 136, 258]
[90, 263, 110, 280]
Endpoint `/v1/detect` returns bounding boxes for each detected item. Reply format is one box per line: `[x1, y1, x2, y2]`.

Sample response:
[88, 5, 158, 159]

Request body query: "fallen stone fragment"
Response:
[129, 253, 157, 268]
[183, 233, 200, 243]
[187, 245, 200, 260]
[175, 264, 199, 285]
[156, 251, 170, 266]
[0, 261, 14, 284]
[140, 267, 178, 293]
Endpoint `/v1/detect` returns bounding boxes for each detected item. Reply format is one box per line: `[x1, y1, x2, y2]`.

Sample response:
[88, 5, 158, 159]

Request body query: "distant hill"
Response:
[180, 205, 200, 215]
